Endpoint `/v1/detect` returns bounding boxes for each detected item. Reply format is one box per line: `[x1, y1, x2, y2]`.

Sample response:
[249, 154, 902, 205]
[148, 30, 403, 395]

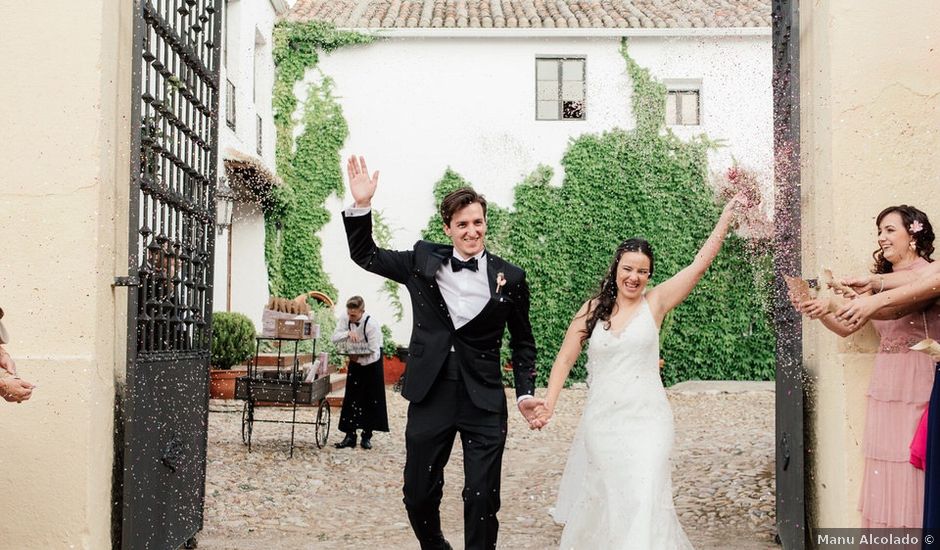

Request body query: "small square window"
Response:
[666, 89, 700, 126]
[535, 57, 586, 121]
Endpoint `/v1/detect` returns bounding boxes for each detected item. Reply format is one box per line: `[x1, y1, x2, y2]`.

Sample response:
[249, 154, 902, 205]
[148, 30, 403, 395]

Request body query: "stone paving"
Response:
[197, 383, 777, 549]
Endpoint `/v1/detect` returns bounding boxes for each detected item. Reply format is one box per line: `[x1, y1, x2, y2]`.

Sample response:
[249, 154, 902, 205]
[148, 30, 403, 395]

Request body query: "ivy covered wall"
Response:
[268, 22, 372, 301]
[422, 41, 774, 385]
[270, 26, 773, 383]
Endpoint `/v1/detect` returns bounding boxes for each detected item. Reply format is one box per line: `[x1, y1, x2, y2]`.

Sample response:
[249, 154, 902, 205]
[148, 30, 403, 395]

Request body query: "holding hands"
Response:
[519, 397, 552, 430]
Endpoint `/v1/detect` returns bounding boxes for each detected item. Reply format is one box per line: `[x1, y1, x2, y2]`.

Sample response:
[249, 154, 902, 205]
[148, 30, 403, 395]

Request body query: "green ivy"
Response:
[267, 22, 373, 301]
[421, 41, 774, 384]
[373, 210, 406, 321]
[268, 29, 773, 384]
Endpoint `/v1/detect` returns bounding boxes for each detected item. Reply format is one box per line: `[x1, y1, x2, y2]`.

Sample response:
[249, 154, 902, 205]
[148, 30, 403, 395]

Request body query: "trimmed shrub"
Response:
[210, 312, 256, 370]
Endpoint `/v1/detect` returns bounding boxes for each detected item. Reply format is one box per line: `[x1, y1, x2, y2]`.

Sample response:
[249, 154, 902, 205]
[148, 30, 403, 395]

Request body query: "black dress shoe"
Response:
[333, 434, 357, 449]
[360, 436, 372, 450]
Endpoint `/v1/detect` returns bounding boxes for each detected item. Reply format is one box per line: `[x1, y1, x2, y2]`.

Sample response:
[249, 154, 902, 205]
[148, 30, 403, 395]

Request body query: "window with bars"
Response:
[536, 57, 586, 121]
[226, 78, 236, 131]
[666, 89, 701, 126]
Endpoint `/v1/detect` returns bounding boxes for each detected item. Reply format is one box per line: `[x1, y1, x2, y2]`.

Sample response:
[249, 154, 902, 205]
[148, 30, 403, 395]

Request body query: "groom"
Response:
[342, 156, 545, 549]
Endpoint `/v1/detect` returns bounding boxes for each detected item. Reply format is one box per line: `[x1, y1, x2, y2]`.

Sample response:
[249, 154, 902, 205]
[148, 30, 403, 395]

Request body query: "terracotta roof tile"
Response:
[284, 0, 770, 28]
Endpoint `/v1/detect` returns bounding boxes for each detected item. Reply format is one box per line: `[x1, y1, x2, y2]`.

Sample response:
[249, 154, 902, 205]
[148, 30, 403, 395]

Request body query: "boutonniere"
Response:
[495, 272, 506, 295]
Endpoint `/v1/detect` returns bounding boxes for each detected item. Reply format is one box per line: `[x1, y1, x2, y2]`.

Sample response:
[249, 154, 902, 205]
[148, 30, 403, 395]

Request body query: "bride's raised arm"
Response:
[647, 194, 748, 325]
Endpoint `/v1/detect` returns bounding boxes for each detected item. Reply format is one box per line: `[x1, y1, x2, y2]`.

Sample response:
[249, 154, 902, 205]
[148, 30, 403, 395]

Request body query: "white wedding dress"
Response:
[551, 299, 693, 549]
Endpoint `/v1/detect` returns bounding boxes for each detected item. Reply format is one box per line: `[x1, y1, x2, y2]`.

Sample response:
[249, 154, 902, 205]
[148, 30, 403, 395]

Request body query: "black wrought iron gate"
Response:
[117, 1, 222, 548]
[773, 0, 805, 548]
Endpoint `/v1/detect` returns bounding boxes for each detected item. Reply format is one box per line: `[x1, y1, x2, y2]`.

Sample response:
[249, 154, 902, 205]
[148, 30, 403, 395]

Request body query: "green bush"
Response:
[210, 312, 256, 370]
[380, 324, 398, 358]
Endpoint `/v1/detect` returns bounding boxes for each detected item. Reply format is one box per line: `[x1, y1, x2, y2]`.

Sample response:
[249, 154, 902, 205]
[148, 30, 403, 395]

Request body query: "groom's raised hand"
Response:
[346, 155, 379, 208]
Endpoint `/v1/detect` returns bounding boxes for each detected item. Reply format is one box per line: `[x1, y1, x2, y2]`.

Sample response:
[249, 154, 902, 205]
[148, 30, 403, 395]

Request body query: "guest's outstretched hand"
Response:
[346, 155, 379, 208]
[0, 349, 16, 376]
[835, 294, 878, 328]
[798, 298, 830, 319]
[837, 276, 872, 297]
[0, 377, 34, 403]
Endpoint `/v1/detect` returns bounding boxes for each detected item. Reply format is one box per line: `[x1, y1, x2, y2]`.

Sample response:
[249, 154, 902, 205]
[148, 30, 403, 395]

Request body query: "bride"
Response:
[538, 193, 750, 549]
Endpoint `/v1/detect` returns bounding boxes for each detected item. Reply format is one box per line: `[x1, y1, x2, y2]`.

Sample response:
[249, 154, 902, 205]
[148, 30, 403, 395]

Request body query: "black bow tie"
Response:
[450, 256, 479, 273]
[351, 321, 360, 326]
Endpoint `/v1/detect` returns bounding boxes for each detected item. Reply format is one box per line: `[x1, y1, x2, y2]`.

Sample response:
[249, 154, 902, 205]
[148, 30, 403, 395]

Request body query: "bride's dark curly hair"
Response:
[871, 205, 934, 274]
[580, 238, 654, 343]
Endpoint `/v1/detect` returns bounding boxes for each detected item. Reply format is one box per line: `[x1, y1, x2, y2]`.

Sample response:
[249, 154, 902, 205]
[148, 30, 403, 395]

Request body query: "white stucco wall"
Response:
[229, 203, 271, 327]
[299, 34, 772, 342]
[801, 1, 940, 527]
[213, 0, 285, 327]
[220, 0, 278, 168]
[0, 0, 130, 546]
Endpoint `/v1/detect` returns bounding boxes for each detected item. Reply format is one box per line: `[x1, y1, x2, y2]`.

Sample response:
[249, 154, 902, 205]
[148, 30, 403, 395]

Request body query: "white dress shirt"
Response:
[331, 311, 382, 364]
[436, 250, 490, 329]
[346, 205, 490, 327]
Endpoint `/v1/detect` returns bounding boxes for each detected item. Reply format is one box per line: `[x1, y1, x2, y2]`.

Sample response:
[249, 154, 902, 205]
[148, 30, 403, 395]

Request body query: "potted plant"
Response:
[381, 325, 406, 385]
[209, 311, 255, 399]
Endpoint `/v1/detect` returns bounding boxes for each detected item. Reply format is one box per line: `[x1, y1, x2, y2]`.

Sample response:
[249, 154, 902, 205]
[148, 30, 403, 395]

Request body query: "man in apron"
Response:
[331, 296, 389, 449]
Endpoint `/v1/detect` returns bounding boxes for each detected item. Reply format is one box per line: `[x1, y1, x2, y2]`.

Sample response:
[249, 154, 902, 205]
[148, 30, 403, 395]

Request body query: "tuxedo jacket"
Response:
[343, 212, 537, 412]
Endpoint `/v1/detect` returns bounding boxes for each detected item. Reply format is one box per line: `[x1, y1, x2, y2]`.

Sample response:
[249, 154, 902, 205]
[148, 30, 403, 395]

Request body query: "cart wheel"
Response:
[315, 400, 331, 448]
[241, 401, 251, 445]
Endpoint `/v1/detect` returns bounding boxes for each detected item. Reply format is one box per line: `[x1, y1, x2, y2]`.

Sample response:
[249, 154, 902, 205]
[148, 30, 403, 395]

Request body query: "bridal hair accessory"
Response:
[909, 220, 924, 234]
[495, 272, 506, 294]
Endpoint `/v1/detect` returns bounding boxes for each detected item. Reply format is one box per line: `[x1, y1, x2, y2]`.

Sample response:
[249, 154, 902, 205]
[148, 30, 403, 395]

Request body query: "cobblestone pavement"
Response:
[197, 384, 777, 549]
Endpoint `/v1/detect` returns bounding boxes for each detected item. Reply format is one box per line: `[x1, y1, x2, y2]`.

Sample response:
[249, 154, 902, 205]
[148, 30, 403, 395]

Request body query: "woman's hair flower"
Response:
[910, 220, 924, 234]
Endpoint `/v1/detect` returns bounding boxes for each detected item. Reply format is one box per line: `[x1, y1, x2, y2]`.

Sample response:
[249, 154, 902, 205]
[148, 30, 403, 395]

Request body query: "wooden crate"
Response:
[235, 375, 330, 405]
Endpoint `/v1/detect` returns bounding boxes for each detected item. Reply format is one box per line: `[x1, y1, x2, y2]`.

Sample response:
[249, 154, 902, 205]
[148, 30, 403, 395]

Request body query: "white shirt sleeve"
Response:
[344, 205, 372, 217]
[361, 315, 383, 364]
[331, 313, 351, 344]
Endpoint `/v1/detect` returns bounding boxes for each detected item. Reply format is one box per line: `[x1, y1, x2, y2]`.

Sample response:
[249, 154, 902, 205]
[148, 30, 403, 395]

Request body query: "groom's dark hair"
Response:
[440, 187, 487, 227]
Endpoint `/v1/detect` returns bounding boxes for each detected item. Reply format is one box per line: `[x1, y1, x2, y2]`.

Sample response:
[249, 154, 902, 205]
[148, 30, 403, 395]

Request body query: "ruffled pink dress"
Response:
[860, 258, 940, 528]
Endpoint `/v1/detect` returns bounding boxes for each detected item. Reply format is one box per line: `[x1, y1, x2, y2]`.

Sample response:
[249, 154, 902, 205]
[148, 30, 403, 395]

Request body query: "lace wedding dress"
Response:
[551, 299, 693, 549]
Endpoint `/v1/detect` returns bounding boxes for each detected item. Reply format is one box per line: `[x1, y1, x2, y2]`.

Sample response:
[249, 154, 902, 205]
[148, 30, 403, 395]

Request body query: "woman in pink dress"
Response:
[796, 205, 937, 528]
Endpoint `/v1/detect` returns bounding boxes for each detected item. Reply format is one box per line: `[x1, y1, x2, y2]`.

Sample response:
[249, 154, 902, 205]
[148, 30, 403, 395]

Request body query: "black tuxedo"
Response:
[344, 211, 537, 549]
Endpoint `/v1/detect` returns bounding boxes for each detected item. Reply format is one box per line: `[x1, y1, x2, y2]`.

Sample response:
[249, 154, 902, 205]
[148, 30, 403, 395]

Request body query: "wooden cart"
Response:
[235, 336, 331, 457]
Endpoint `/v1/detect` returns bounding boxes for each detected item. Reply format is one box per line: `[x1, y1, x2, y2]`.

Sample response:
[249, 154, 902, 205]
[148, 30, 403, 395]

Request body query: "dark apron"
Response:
[338, 316, 389, 433]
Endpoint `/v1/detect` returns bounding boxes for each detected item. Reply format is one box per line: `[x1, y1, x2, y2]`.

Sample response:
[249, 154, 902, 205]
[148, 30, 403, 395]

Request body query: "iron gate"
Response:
[773, 0, 805, 548]
[117, 0, 222, 548]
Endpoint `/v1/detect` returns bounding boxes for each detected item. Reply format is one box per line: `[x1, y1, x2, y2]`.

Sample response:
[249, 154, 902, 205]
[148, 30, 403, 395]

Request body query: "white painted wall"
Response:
[0, 0, 129, 545]
[302, 34, 772, 342]
[220, 0, 278, 168]
[213, 0, 286, 328]
[229, 202, 271, 327]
